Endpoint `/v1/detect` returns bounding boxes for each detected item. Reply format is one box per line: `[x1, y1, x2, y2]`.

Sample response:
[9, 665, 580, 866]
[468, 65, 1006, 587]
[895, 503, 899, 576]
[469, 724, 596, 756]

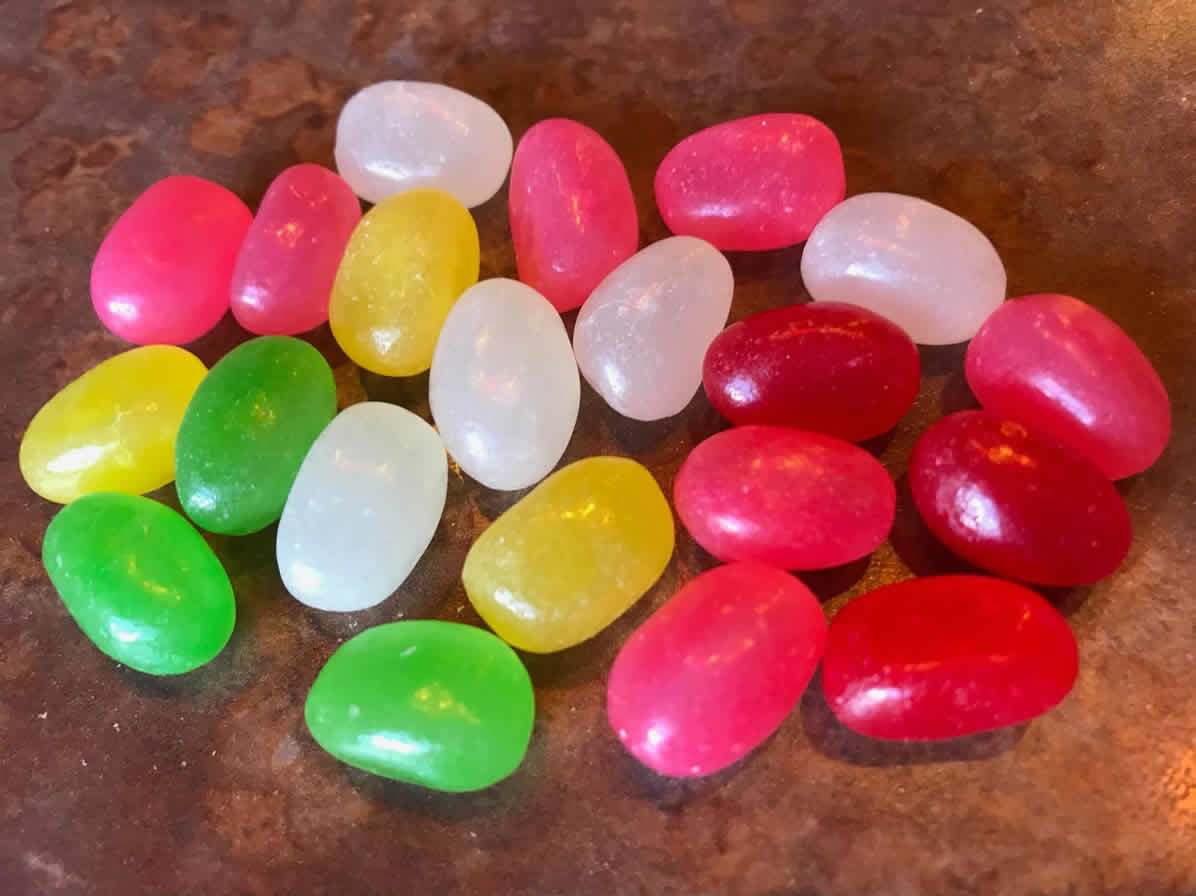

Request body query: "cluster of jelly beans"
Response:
[21, 81, 1171, 792]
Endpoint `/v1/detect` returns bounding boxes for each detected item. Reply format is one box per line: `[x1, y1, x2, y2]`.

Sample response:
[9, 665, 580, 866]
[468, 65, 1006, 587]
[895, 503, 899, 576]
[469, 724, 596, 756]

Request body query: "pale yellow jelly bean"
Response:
[20, 346, 207, 503]
[462, 457, 674, 653]
[329, 188, 480, 376]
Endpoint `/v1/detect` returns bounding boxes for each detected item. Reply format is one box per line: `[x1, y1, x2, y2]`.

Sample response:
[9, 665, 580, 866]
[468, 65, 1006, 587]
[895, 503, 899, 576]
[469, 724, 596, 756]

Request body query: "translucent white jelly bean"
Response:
[334, 81, 513, 208]
[430, 279, 580, 490]
[574, 237, 734, 421]
[800, 192, 1006, 345]
[277, 402, 447, 612]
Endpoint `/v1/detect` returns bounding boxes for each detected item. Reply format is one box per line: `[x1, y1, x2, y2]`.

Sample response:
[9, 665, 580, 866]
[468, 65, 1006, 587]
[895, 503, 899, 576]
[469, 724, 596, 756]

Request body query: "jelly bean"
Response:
[175, 336, 336, 535]
[91, 175, 251, 345]
[305, 621, 534, 791]
[463, 457, 673, 653]
[703, 302, 920, 441]
[655, 114, 845, 251]
[509, 118, 638, 312]
[334, 81, 513, 208]
[675, 426, 895, 570]
[429, 279, 579, 490]
[574, 237, 733, 421]
[277, 403, 447, 612]
[43, 493, 235, 675]
[330, 189, 479, 377]
[229, 164, 362, 336]
[910, 410, 1131, 585]
[966, 293, 1171, 480]
[822, 576, 1078, 740]
[608, 562, 825, 777]
[20, 346, 206, 504]
[801, 192, 1006, 345]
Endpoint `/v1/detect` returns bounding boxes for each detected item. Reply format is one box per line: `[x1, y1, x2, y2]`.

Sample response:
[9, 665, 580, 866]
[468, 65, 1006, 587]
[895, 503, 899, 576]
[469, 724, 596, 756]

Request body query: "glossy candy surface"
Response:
[966, 293, 1171, 480]
[608, 563, 825, 777]
[230, 164, 361, 335]
[91, 175, 251, 345]
[910, 411, 1131, 585]
[463, 457, 673, 653]
[20, 346, 206, 504]
[509, 118, 638, 312]
[675, 426, 895, 569]
[43, 493, 235, 675]
[330, 189, 479, 377]
[305, 621, 534, 792]
[175, 336, 336, 535]
[574, 236, 733, 421]
[277, 403, 447, 612]
[655, 113, 845, 251]
[334, 81, 513, 208]
[801, 192, 1006, 344]
[429, 279, 579, 490]
[702, 301, 920, 441]
[822, 576, 1078, 740]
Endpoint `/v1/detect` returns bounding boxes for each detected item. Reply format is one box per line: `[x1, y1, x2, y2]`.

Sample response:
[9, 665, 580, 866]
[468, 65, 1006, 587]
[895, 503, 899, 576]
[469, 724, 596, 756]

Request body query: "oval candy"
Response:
[800, 192, 1006, 345]
[675, 426, 896, 570]
[230, 164, 362, 336]
[608, 562, 826, 777]
[429, 279, 579, 491]
[43, 493, 235, 675]
[305, 621, 534, 792]
[91, 175, 252, 345]
[655, 113, 845, 251]
[702, 301, 920, 441]
[509, 118, 638, 312]
[574, 236, 733, 421]
[822, 575, 1078, 741]
[278, 403, 447, 612]
[966, 293, 1171, 480]
[175, 336, 336, 535]
[910, 410, 1132, 585]
[334, 81, 513, 208]
[20, 346, 207, 504]
[330, 188, 480, 377]
[462, 457, 674, 653]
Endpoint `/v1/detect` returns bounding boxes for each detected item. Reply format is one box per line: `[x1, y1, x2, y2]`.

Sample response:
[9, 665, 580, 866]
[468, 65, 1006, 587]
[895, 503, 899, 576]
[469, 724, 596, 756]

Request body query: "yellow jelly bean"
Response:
[462, 457, 674, 653]
[329, 188, 480, 376]
[20, 346, 207, 504]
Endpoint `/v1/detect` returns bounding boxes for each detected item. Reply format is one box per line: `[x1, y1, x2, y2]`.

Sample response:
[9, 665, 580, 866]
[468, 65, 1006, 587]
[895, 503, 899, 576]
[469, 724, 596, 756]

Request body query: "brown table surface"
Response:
[2, 1, 1194, 893]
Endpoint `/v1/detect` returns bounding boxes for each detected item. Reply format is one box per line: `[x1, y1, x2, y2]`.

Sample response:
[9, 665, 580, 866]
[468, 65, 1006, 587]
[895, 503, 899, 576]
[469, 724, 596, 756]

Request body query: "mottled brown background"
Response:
[1, 1, 1194, 893]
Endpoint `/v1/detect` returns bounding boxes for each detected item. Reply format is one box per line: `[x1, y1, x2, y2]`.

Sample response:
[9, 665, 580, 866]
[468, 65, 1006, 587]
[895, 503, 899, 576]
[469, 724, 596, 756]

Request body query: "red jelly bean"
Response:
[822, 575, 1078, 741]
[966, 293, 1171, 480]
[91, 176, 252, 345]
[230, 164, 362, 336]
[608, 562, 825, 777]
[675, 426, 895, 569]
[910, 410, 1131, 585]
[654, 114, 845, 251]
[509, 119, 638, 312]
[703, 301, 920, 441]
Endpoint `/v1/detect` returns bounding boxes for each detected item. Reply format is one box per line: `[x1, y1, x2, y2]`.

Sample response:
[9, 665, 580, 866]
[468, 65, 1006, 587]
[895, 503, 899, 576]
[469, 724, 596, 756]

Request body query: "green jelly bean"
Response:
[175, 336, 336, 535]
[42, 492, 235, 675]
[305, 621, 535, 792]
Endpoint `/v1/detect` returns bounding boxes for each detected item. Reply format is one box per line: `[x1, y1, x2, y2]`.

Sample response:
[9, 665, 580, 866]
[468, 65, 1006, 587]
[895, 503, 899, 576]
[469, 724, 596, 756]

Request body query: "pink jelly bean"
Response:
[654, 114, 846, 251]
[509, 118, 638, 312]
[230, 164, 362, 336]
[966, 293, 1171, 480]
[91, 176, 252, 345]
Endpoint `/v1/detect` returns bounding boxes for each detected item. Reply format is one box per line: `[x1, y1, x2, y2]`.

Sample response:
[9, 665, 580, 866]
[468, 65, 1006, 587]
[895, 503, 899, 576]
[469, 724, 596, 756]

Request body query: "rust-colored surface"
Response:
[2, 2, 1194, 893]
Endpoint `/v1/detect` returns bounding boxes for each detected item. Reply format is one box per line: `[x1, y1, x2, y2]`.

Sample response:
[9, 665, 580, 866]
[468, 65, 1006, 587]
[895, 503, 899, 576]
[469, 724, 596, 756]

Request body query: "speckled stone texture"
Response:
[1, 2, 1194, 894]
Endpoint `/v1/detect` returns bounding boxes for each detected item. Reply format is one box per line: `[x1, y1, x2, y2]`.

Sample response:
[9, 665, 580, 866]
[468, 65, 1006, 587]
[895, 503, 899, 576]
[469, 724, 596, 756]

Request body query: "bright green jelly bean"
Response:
[175, 336, 336, 535]
[305, 621, 535, 792]
[42, 492, 235, 675]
